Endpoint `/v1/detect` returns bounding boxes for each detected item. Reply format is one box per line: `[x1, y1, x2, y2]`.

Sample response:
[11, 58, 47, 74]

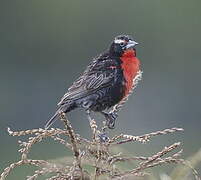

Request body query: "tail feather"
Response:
[44, 110, 59, 129]
[45, 102, 77, 129]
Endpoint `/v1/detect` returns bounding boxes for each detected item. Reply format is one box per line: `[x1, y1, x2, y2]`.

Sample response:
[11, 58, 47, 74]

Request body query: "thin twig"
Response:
[116, 127, 184, 144]
[59, 112, 84, 179]
[0, 159, 51, 180]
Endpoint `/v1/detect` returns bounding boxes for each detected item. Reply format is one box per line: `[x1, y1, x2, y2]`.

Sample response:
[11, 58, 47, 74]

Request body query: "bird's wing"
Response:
[58, 54, 120, 106]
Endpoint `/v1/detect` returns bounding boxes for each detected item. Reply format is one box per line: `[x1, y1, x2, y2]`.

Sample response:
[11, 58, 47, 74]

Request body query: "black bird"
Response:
[45, 35, 140, 129]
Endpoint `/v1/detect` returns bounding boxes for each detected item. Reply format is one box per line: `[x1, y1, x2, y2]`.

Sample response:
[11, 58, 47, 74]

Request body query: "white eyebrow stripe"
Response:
[114, 39, 125, 44]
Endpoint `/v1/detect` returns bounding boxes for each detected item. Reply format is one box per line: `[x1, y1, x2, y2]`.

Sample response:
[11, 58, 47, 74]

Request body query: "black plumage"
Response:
[58, 53, 124, 111]
[45, 35, 138, 129]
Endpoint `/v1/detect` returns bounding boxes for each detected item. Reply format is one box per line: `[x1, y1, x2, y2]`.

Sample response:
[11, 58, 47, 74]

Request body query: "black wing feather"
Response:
[58, 54, 119, 106]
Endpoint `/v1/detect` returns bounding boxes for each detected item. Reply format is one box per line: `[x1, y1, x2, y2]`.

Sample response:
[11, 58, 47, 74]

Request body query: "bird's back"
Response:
[58, 52, 125, 112]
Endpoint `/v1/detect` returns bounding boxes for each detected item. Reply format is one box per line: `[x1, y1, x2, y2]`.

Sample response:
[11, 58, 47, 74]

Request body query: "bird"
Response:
[45, 35, 140, 130]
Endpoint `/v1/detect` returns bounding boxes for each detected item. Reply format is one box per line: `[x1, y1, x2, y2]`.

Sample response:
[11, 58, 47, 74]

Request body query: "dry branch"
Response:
[1, 70, 200, 180]
[1, 123, 199, 180]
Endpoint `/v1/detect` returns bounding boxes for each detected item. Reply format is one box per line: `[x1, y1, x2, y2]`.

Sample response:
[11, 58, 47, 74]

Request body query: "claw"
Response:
[98, 132, 109, 142]
[101, 112, 118, 129]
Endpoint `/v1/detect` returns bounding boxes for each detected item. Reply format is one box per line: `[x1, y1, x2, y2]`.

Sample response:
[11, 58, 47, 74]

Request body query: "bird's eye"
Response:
[120, 42, 124, 46]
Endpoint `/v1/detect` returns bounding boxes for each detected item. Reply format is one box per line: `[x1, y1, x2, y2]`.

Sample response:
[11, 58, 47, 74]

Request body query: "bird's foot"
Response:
[98, 132, 109, 142]
[101, 111, 118, 129]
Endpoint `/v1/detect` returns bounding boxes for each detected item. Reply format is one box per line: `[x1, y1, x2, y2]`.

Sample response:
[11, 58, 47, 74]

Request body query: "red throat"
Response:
[120, 49, 140, 96]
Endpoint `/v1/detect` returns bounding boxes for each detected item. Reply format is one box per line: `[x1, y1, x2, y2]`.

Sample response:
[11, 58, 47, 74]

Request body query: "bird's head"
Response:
[109, 35, 138, 57]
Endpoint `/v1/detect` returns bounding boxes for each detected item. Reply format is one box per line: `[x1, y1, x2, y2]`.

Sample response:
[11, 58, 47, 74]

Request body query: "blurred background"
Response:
[0, 0, 201, 179]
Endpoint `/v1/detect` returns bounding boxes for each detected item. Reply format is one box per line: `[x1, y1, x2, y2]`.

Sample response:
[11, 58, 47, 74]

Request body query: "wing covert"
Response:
[58, 55, 119, 106]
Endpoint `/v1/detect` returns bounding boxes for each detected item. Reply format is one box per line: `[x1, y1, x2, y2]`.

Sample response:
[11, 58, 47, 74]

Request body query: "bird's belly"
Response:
[91, 84, 124, 111]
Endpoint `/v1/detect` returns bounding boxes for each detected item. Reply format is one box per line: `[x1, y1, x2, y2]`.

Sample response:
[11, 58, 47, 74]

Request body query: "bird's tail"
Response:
[45, 102, 77, 129]
[44, 109, 60, 129]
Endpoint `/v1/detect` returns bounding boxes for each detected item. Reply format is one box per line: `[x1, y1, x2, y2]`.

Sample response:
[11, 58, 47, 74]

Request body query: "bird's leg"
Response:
[86, 110, 109, 142]
[86, 110, 93, 124]
[101, 111, 118, 129]
[86, 110, 97, 141]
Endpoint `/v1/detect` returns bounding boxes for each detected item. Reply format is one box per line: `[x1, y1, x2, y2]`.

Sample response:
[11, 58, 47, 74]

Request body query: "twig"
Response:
[113, 142, 181, 178]
[0, 159, 50, 180]
[116, 127, 184, 144]
[59, 112, 84, 179]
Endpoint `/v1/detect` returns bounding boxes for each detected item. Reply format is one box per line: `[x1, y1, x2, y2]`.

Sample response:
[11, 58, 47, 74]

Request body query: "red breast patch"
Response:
[120, 49, 140, 96]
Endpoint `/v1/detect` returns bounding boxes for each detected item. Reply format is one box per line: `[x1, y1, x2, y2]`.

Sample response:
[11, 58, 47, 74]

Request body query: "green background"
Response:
[0, 0, 201, 179]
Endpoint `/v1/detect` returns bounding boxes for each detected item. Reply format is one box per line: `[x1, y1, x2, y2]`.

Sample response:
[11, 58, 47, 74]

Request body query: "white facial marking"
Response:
[114, 39, 125, 44]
